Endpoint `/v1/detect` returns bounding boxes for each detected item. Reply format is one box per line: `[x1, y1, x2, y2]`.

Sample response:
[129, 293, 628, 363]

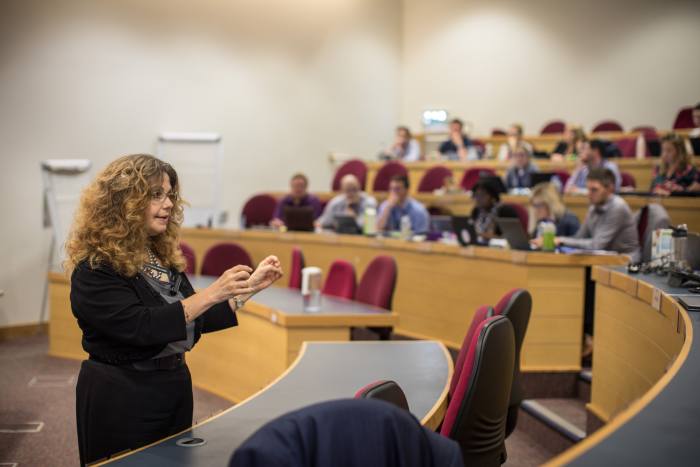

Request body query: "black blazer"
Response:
[70, 261, 237, 364]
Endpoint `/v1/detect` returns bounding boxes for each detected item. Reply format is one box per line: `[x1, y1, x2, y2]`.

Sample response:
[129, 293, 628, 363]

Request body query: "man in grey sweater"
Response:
[533, 167, 639, 260]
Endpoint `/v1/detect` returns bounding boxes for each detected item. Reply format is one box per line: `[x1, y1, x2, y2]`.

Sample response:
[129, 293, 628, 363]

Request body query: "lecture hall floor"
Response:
[0, 333, 557, 466]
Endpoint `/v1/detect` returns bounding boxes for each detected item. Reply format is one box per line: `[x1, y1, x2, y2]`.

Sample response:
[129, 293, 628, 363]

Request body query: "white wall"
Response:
[401, 0, 700, 135]
[0, 0, 402, 327]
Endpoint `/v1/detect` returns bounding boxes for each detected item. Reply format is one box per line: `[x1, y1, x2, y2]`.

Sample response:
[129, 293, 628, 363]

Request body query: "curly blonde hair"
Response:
[64, 154, 186, 276]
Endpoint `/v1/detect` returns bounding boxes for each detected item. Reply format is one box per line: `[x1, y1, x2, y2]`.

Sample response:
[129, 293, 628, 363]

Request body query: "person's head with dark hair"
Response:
[588, 139, 607, 165]
[389, 174, 410, 203]
[290, 173, 309, 199]
[693, 102, 700, 128]
[449, 118, 464, 134]
[472, 178, 501, 210]
[586, 167, 616, 207]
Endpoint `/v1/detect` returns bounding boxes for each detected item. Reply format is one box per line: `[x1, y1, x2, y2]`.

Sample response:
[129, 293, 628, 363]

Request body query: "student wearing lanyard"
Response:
[65, 154, 283, 466]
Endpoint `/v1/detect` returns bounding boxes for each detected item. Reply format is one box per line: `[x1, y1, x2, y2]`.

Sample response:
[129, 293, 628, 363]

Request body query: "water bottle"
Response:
[301, 267, 322, 312]
[363, 207, 377, 236]
[541, 222, 556, 252]
[671, 224, 689, 271]
[400, 215, 412, 240]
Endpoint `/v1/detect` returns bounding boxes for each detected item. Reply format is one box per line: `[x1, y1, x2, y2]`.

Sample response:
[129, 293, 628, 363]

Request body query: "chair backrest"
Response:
[614, 137, 641, 158]
[501, 202, 529, 232]
[241, 194, 278, 228]
[592, 120, 624, 133]
[356, 255, 397, 310]
[634, 204, 671, 262]
[552, 170, 570, 189]
[354, 380, 409, 411]
[449, 305, 494, 399]
[491, 128, 506, 136]
[673, 106, 694, 130]
[460, 167, 497, 191]
[440, 316, 515, 467]
[621, 171, 636, 189]
[540, 120, 566, 135]
[201, 242, 253, 276]
[322, 260, 357, 299]
[631, 125, 658, 139]
[493, 289, 532, 430]
[332, 159, 368, 191]
[179, 241, 196, 275]
[288, 247, 305, 289]
[417, 166, 453, 193]
[373, 161, 408, 192]
[229, 399, 464, 467]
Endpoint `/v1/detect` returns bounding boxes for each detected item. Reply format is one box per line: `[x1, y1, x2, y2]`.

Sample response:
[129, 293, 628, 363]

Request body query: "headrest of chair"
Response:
[354, 380, 409, 411]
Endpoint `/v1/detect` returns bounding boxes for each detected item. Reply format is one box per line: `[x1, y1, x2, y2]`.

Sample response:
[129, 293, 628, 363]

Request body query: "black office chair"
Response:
[355, 380, 409, 411]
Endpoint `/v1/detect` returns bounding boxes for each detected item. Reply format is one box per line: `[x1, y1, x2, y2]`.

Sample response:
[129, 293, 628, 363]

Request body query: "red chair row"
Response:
[178, 241, 253, 276]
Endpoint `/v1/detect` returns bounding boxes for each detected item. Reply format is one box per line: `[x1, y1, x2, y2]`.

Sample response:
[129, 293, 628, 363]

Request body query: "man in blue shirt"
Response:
[564, 139, 621, 194]
[376, 175, 429, 234]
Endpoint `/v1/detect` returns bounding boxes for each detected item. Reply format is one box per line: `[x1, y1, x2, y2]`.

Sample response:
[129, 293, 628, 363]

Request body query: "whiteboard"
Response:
[156, 132, 224, 228]
[41, 159, 93, 269]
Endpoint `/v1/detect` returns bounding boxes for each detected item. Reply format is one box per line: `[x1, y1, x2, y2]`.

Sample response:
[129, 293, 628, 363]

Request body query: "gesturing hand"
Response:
[248, 256, 284, 292]
[207, 265, 255, 303]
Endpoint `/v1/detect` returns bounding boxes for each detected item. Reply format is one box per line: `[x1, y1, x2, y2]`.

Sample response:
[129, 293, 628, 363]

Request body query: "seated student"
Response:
[470, 178, 519, 242]
[651, 132, 700, 195]
[497, 124, 534, 161]
[504, 145, 540, 189]
[317, 174, 377, 230]
[684, 102, 700, 156]
[270, 173, 323, 228]
[434, 174, 464, 196]
[534, 168, 639, 258]
[439, 118, 474, 161]
[529, 182, 580, 237]
[563, 139, 621, 194]
[376, 175, 429, 234]
[380, 126, 421, 162]
[550, 125, 586, 161]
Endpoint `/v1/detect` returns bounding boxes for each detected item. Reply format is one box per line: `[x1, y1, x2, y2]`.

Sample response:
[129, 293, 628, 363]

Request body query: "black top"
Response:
[439, 135, 472, 155]
[70, 261, 237, 364]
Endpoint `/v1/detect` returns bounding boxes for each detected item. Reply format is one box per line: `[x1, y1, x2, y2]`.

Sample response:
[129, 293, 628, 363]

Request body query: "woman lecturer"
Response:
[65, 154, 283, 465]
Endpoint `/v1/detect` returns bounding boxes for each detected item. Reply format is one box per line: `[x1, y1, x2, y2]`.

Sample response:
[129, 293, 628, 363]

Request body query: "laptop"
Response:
[451, 216, 480, 246]
[530, 172, 556, 187]
[430, 215, 453, 234]
[334, 214, 362, 235]
[690, 137, 700, 156]
[283, 206, 315, 232]
[495, 217, 533, 251]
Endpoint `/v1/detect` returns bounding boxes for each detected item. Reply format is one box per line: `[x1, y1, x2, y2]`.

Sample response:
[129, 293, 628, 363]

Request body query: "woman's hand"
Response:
[247, 256, 284, 293]
[206, 265, 255, 303]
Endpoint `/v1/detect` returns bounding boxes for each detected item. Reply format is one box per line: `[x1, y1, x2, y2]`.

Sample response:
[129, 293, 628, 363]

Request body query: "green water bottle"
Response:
[542, 222, 556, 252]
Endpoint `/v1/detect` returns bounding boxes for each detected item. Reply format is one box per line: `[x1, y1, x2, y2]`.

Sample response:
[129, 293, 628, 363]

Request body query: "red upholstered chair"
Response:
[440, 315, 515, 466]
[592, 120, 624, 133]
[241, 194, 278, 228]
[201, 242, 253, 276]
[614, 137, 642, 158]
[460, 167, 497, 191]
[493, 289, 532, 438]
[417, 166, 453, 192]
[373, 161, 408, 192]
[322, 260, 356, 299]
[540, 120, 566, 135]
[491, 128, 507, 136]
[621, 172, 636, 189]
[354, 380, 409, 411]
[449, 305, 494, 399]
[501, 203, 529, 232]
[673, 106, 694, 130]
[631, 125, 658, 138]
[179, 241, 196, 275]
[356, 255, 397, 340]
[331, 159, 368, 191]
[288, 247, 305, 290]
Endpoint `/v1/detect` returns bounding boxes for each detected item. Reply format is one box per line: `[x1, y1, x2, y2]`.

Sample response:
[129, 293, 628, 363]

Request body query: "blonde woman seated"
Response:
[529, 182, 580, 238]
[497, 123, 534, 161]
[650, 132, 700, 195]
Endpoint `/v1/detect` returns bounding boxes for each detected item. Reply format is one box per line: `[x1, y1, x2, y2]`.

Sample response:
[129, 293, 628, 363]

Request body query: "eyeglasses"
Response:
[150, 189, 179, 204]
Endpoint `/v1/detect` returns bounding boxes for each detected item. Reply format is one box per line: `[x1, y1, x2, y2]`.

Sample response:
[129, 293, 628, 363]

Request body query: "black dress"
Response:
[71, 261, 237, 465]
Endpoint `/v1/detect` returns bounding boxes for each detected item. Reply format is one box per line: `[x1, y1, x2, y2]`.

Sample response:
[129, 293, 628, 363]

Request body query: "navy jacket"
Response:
[230, 399, 464, 467]
[70, 261, 237, 364]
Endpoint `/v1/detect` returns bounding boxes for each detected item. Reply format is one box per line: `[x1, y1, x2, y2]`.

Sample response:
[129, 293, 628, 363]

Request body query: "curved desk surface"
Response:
[183, 228, 628, 373]
[549, 268, 698, 465]
[103, 341, 452, 466]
